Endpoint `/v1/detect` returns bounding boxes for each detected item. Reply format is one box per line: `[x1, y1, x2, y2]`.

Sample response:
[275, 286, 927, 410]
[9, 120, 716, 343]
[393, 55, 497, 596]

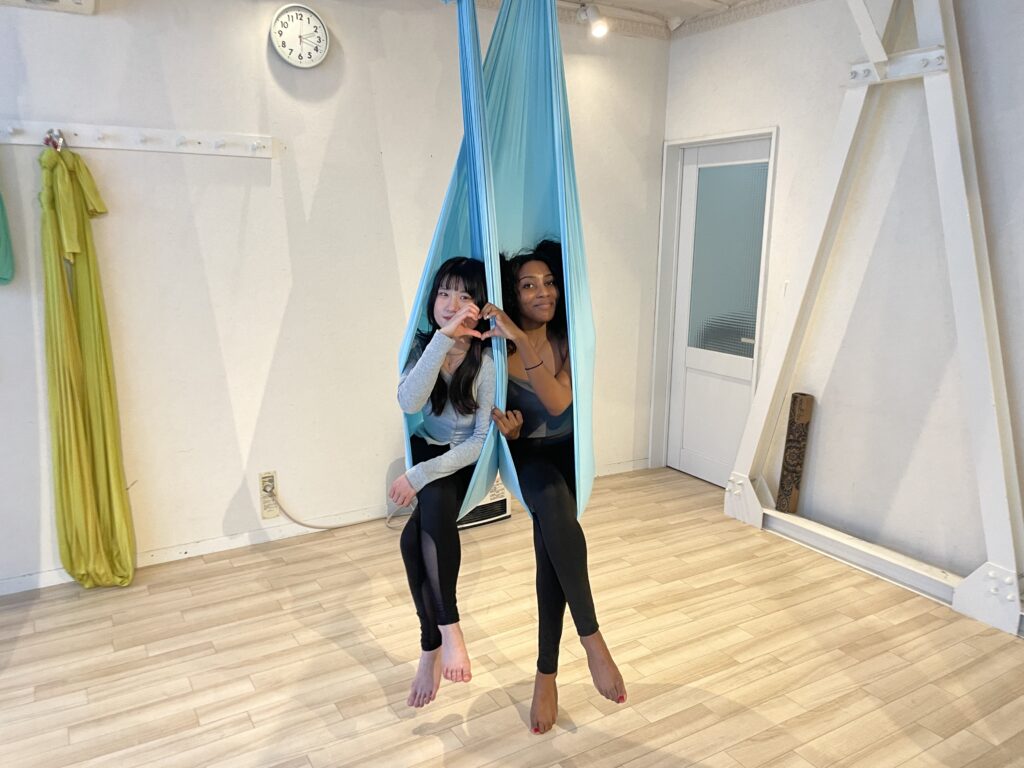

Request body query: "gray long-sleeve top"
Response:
[398, 332, 495, 492]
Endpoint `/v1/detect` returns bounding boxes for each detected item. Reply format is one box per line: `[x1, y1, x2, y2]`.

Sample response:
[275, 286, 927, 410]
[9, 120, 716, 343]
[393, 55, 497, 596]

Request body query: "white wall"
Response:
[0, 0, 668, 592]
[664, 0, 1023, 577]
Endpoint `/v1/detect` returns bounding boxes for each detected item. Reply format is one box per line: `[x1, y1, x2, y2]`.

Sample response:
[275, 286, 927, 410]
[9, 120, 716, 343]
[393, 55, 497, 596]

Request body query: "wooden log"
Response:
[777, 393, 814, 514]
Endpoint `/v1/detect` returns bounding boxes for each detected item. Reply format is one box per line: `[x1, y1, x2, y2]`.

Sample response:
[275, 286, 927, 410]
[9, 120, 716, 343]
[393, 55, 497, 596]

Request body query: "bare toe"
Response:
[581, 631, 624, 703]
[408, 649, 441, 709]
[530, 671, 558, 734]
[439, 623, 472, 685]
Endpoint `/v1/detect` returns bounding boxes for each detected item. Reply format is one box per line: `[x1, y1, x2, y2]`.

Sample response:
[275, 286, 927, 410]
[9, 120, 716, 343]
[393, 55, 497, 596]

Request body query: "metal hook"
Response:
[44, 128, 66, 151]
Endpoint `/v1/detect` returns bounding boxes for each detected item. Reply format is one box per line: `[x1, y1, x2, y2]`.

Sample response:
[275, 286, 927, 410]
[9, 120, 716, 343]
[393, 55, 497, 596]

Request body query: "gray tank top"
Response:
[507, 375, 573, 441]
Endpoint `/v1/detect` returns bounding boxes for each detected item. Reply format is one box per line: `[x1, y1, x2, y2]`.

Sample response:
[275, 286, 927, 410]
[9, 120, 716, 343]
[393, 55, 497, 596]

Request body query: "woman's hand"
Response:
[389, 474, 417, 508]
[480, 303, 525, 345]
[440, 304, 482, 340]
[492, 408, 523, 440]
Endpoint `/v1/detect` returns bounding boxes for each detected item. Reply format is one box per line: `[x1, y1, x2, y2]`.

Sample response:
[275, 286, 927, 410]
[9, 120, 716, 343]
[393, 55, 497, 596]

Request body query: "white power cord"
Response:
[385, 502, 414, 530]
[262, 481, 413, 531]
[262, 482, 349, 531]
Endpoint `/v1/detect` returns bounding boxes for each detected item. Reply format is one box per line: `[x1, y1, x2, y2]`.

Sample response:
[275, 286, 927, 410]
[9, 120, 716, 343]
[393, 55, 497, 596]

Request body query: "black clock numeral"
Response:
[296, 12, 303, 20]
[314, 25, 319, 32]
[288, 48, 294, 56]
[314, 46, 319, 53]
[277, 30, 283, 37]
[280, 40, 286, 48]
[280, 20, 288, 29]
[298, 53, 304, 60]
[317, 36, 322, 43]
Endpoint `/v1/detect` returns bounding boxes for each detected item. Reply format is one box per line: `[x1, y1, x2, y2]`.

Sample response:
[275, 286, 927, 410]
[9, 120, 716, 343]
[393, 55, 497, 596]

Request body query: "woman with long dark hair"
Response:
[393, 256, 494, 708]
[482, 240, 626, 734]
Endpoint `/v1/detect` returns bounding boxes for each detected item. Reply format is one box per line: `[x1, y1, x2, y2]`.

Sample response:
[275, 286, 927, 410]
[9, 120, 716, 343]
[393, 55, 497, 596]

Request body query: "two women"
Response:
[395, 243, 625, 730]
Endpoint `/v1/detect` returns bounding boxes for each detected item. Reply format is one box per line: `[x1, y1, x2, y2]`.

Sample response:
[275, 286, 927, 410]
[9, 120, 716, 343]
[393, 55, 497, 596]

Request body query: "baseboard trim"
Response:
[0, 505, 386, 597]
[0, 568, 76, 596]
[598, 458, 650, 475]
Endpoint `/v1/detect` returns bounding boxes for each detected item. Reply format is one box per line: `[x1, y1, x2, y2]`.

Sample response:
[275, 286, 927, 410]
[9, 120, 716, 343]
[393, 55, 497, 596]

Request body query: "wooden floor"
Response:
[3, 469, 1024, 768]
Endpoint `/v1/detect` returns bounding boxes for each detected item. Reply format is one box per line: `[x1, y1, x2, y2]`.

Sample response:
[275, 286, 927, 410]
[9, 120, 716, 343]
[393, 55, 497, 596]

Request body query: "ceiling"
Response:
[473, 0, 789, 38]
[473, 0, 812, 39]
[607, 0, 742, 21]
[596, 0, 753, 28]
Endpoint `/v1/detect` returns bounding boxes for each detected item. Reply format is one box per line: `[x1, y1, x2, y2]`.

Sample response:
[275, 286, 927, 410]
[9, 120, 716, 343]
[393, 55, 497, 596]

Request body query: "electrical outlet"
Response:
[259, 471, 279, 519]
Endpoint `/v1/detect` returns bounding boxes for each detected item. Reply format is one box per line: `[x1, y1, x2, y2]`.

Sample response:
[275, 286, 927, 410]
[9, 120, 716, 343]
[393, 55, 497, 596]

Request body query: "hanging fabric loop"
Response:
[399, 0, 595, 518]
[40, 147, 136, 587]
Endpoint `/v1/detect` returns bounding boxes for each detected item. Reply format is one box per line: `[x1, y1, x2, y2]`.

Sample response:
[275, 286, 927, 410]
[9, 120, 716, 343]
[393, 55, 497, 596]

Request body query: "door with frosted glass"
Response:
[667, 139, 770, 487]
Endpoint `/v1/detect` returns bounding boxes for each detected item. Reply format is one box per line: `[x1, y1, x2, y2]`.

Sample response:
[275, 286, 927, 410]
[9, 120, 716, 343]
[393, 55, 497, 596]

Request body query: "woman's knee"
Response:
[416, 485, 461, 536]
[419, 469, 464, 504]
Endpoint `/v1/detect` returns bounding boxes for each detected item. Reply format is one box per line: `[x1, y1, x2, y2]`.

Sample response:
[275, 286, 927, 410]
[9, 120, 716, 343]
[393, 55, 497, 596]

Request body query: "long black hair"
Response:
[413, 256, 489, 416]
[501, 239, 567, 354]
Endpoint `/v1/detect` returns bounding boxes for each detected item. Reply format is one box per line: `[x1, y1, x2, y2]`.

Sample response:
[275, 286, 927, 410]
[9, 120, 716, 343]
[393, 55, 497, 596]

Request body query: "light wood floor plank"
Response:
[1, 468, 1022, 768]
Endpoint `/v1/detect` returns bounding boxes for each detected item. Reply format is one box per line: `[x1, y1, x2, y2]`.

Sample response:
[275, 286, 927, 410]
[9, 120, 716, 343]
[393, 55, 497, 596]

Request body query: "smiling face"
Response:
[426, 257, 486, 334]
[514, 259, 559, 326]
[433, 277, 475, 328]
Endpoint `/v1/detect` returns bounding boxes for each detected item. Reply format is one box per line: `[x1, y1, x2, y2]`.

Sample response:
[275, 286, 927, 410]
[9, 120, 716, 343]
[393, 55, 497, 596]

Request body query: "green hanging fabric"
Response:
[0, 191, 12, 284]
[40, 147, 135, 588]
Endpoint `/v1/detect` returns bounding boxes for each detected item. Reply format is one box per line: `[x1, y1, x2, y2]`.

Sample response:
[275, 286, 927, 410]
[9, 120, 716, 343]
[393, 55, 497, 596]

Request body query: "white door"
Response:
[667, 139, 771, 487]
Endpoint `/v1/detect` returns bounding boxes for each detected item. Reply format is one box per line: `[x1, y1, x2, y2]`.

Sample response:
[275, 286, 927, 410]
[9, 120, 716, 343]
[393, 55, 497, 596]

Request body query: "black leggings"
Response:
[511, 436, 599, 675]
[399, 436, 473, 652]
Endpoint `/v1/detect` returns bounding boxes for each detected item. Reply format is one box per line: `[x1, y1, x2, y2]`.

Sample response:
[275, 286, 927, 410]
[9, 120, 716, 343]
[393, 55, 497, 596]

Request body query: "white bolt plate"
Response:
[848, 45, 948, 86]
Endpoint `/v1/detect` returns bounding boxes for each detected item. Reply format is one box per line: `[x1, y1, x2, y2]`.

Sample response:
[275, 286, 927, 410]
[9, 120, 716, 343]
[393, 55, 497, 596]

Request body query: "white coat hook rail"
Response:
[0, 120, 272, 159]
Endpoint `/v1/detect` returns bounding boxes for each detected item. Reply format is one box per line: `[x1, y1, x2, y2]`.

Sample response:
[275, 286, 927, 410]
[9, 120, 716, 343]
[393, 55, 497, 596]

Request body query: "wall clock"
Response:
[270, 4, 329, 68]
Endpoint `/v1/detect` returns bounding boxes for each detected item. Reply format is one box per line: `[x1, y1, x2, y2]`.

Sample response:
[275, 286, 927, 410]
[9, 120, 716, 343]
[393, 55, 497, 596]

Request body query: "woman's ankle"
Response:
[579, 629, 605, 647]
[438, 621, 463, 637]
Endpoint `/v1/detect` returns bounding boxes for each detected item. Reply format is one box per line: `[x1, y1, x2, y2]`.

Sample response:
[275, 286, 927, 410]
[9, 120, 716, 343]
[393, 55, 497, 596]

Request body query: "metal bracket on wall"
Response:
[954, 563, 1024, 635]
[847, 45, 948, 87]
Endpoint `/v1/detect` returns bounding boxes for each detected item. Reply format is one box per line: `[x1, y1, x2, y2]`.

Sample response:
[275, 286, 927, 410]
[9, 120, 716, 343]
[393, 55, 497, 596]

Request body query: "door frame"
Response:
[648, 127, 779, 470]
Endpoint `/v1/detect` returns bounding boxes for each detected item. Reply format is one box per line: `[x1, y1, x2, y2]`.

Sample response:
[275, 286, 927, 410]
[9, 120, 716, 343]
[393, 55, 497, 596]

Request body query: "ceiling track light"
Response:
[576, 3, 609, 38]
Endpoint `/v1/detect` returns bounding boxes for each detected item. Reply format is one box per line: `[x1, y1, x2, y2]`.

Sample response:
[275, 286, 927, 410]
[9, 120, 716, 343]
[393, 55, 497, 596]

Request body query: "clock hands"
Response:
[271, 8, 326, 66]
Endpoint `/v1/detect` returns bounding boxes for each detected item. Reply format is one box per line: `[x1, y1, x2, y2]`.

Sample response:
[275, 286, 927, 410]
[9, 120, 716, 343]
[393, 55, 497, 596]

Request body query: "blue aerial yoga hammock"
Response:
[398, 0, 596, 519]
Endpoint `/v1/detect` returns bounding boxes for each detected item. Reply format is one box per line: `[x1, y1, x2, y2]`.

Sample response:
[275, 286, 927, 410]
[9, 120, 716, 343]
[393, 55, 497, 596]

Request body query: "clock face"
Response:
[270, 4, 329, 68]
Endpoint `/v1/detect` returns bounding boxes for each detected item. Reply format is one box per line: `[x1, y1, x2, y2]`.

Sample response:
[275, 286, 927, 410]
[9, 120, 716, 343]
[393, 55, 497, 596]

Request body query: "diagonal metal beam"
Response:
[729, 0, 903, 493]
[914, 0, 1023, 632]
[846, 0, 889, 78]
[727, 0, 1023, 635]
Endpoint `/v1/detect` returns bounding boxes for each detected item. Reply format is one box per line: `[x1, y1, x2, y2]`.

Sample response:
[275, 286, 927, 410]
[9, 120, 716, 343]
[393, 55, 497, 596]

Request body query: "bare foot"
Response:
[407, 648, 441, 708]
[438, 622, 472, 682]
[580, 631, 627, 704]
[530, 671, 558, 734]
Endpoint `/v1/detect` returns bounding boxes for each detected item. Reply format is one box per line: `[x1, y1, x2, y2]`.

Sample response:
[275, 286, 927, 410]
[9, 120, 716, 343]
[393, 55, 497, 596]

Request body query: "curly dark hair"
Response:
[501, 239, 567, 354]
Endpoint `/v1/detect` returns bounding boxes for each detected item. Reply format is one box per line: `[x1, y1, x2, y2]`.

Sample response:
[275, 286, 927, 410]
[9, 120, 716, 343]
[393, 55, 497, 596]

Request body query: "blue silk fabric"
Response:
[399, 0, 595, 518]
